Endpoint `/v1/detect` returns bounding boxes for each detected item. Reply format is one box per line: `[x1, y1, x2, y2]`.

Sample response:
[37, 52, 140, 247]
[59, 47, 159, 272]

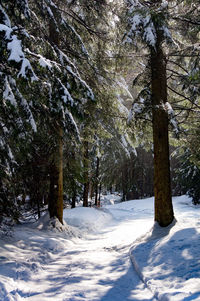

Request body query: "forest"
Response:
[0, 1, 200, 300]
[0, 0, 200, 226]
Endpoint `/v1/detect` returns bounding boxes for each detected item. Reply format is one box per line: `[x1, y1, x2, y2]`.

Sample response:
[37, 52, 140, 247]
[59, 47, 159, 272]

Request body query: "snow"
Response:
[63, 207, 113, 232]
[0, 24, 12, 39]
[130, 195, 200, 300]
[130, 14, 141, 32]
[18, 58, 38, 82]
[162, 25, 171, 41]
[20, 0, 30, 18]
[143, 24, 156, 48]
[3, 77, 17, 107]
[67, 24, 89, 57]
[16, 91, 37, 132]
[100, 193, 122, 206]
[116, 96, 129, 115]
[38, 55, 53, 70]
[116, 78, 133, 101]
[132, 102, 143, 113]
[0, 195, 200, 300]
[6, 35, 37, 81]
[7, 36, 24, 63]
[66, 66, 94, 101]
[0, 5, 11, 27]
[164, 102, 173, 115]
[161, 0, 168, 9]
[57, 79, 74, 106]
[121, 135, 128, 148]
[46, 6, 54, 19]
[163, 102, 179, 135]
[65, 108, 80, 138]
[126, 12, 156, 47]
[125, 1, 172, 48]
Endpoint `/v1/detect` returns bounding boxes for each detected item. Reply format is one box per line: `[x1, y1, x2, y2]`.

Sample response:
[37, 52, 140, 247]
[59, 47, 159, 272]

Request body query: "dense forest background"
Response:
[0, 0, 199, 226]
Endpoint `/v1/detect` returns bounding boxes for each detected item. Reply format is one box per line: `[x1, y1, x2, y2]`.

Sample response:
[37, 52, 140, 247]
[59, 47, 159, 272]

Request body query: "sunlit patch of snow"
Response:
[130, 195, 200, 301]
[1, 195, 200, 301]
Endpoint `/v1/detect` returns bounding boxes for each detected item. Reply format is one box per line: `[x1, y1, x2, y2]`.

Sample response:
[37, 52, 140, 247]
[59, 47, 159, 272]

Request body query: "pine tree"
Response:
[124, 0, 175, 226]
[0, 1, 96, 223]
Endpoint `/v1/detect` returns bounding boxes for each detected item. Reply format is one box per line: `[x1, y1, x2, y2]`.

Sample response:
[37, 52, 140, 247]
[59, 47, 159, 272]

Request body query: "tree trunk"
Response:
[71, 189, 76, 209]
[36, 195, 41, 219]
[83, 140, 89, 207]
[47, 0, 63, 224]
[98, 183, 101, 207]
[83, 183, 89, 207]
[95, 156, 99, 206]
[48, 127, 63, 224]
[151, 32, 174, 227]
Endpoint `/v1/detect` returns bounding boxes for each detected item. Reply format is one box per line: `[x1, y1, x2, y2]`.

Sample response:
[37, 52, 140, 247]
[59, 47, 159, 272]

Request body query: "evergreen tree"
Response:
[0, 0, 98, 223]
[124, 0, 174, 226]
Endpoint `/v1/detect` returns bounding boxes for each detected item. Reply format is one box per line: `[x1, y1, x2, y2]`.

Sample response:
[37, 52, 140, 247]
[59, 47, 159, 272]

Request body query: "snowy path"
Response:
[1, 195, 200, 301]
[0, 198, 156, 301]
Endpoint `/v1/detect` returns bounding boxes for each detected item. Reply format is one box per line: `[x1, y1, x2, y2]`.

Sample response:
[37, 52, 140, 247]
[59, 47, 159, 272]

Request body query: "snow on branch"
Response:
[0, 4, 11, 27]
[16, 0, 30, 18]
[3, 74, 37, 132]
[66, 23, 89, 57]
[57, 78, 74, 106]
[38, 55, 53, 70]
[3, 77, 17, 107]
[116, 95, 129, 116]
[0, 24, 12, 39]
[163, 102, 179, 136]
[119, 134, 134, 158]
[128, 85, 151, 123]
[7, 35, 24, 62]
[18, 58, 38, 81]
[124, 0, 172, 47]
[65, 108, 80, 140]
[66, 66, 94, 101]
[6, 33, 37, 81]
[16, 89, 37, 132]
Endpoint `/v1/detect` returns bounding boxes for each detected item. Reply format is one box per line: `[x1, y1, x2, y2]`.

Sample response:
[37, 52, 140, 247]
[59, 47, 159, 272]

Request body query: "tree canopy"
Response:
[0, 0, 199, 227]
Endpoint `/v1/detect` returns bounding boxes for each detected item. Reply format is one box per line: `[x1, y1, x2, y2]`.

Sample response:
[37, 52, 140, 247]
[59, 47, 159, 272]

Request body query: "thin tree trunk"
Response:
[95, 156, 99, 206]
[83, 140, 89, 207]
[98, 183, 101, 207]
[151, 32, 174, 227]
[37, 195, 41, 219]
[89, 182, 94, 200]
[71, 189, 76, 209]
[48, 127, 63, 224]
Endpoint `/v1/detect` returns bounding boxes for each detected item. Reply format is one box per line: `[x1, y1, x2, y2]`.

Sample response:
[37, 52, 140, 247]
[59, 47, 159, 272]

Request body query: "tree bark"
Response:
[95, 156, 99, 206]
[48, 127, 63, 224]
[98, 183, 101, 207]
[151, 32, 174, 227]
[83, 182, 89, 207]
[47, 3, 64, 224]
[83, 140, 89, 207]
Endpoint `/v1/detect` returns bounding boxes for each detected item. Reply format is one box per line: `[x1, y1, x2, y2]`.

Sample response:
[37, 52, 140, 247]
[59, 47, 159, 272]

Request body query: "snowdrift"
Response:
[130, 195, 200, 301]
[63, 206, 113, 232]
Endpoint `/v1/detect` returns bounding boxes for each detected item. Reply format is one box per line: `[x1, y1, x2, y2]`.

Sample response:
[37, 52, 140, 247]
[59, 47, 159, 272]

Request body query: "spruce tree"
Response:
[124, 0, 175, 226]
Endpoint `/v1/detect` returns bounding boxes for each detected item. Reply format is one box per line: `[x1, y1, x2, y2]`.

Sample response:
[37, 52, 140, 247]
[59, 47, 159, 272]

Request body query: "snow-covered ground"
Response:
[0, 195, 200, 301]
